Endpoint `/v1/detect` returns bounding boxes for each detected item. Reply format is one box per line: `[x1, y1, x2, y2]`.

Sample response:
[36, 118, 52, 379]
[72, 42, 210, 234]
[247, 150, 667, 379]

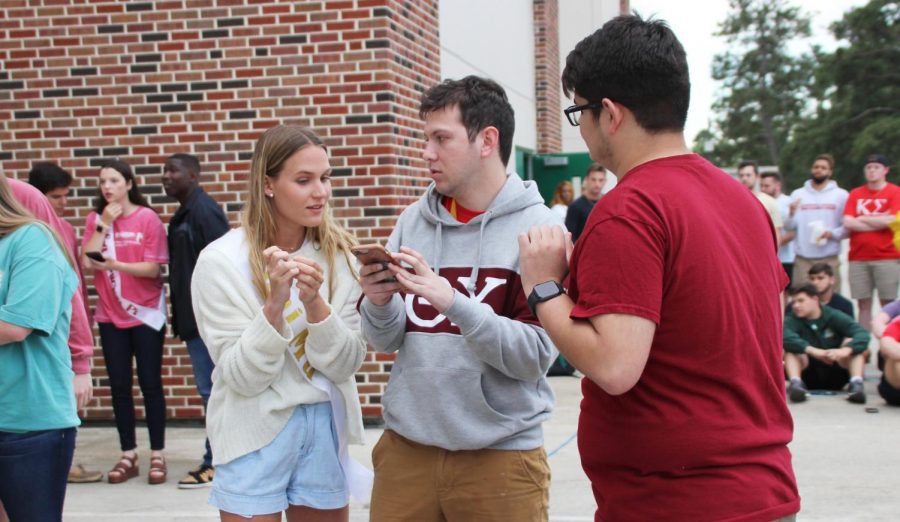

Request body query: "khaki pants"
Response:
[370, 430, 550, 522]
[793, 255, 841, 292]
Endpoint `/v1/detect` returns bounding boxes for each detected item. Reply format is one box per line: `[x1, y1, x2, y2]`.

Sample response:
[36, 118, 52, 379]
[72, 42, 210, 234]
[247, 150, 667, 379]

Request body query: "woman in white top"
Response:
[192, 126, 369, 522]
[549, 180, 574, 220]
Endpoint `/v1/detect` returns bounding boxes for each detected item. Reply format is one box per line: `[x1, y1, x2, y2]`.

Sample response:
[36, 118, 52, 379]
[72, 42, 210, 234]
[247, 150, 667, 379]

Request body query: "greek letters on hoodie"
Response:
[360, 173, 562, 451]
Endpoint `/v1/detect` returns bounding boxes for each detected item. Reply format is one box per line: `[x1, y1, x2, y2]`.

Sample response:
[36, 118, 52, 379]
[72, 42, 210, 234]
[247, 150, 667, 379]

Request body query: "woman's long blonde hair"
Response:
[0, 175, 73, 268]
[242, 125, 358, 301]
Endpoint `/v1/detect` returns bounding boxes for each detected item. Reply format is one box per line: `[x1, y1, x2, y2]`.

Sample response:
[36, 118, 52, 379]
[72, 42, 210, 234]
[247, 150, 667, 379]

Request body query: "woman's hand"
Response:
[87, 256, 119, 272]
[263, 246, 300, 330]
[293, 256, 330, 323]
[101, 203, 123, 226]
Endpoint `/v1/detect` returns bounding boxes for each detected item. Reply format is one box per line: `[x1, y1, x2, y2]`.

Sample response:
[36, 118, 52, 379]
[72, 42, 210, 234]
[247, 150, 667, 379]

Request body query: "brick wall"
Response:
[0, 0, 440, 422]
[533, 0, 561, 154]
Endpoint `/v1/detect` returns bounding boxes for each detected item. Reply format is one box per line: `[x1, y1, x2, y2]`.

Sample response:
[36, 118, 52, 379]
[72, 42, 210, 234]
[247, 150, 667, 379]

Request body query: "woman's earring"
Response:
[266, 192, 274, 198]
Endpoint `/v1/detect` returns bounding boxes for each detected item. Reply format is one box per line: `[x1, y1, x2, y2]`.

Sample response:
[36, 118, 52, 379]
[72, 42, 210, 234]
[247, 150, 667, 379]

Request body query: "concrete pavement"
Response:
[62, 370, 900, 521]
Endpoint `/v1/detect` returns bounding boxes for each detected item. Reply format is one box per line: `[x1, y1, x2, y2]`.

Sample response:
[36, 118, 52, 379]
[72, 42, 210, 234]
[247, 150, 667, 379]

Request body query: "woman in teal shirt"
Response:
[0, 174, 79, 522]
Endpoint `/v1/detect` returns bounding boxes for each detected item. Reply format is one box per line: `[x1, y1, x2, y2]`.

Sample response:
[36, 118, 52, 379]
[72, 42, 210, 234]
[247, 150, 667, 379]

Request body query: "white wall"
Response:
[438, 0, 536, 174]
[559, 0, 622, 153]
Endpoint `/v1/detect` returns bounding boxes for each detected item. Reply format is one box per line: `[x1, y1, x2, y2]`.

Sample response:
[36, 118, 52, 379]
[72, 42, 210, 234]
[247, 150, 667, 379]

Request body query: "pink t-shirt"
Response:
[8, 178, 93, 374]
[84, 207, 168, 329]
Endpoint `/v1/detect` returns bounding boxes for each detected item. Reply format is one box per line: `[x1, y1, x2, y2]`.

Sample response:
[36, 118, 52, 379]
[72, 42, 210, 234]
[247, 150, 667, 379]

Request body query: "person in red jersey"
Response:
[518, 14, 800, 522]
[843, 154, 899, 332]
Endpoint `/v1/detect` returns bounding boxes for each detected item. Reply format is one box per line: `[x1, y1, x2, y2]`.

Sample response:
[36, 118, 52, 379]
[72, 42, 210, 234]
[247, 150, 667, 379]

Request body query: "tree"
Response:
[779, 0, 900, 189]
[695, 0, 816, 170]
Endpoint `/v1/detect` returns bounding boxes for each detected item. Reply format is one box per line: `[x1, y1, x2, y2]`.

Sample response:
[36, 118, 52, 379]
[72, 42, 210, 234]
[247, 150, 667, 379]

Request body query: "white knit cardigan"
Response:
[191, 229, 367, 465]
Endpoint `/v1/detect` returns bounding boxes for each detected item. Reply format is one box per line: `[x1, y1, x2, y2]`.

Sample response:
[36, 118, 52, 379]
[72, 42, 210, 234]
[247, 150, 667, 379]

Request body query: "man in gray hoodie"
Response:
[358, 76, 562, 521]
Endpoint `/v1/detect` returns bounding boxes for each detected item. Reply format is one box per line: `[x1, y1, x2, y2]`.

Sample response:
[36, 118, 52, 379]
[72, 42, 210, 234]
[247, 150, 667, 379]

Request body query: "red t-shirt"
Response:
[883, 318, 900, 341]
[569, 154, 799, 521]
[84, 208, 168, 329]
[843, 183, 900, 260]
[441, 196, 484, 223]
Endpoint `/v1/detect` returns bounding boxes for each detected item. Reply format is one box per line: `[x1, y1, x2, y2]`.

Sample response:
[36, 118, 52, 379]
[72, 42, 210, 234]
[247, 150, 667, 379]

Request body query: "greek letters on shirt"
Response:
[403, 266, 532, 334]
[855, 198, 891, 215]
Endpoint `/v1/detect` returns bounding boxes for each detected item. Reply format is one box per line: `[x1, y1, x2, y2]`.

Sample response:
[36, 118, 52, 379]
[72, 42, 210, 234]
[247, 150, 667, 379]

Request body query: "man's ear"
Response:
[602, 98, 626, 134]
[480, 126, 500, 159]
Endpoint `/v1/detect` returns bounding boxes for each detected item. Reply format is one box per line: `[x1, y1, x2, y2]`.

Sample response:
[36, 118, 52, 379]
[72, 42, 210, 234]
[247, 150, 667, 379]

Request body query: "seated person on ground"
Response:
[783, 284, 870, 404]
[808, 262, 854, 318]
[871, 299, 900, 339]
[877, 318, 900, 406]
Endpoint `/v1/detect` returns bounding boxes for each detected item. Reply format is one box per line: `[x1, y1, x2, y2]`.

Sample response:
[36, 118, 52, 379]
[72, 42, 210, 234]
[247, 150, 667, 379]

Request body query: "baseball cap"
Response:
[865, 154, 890, 167]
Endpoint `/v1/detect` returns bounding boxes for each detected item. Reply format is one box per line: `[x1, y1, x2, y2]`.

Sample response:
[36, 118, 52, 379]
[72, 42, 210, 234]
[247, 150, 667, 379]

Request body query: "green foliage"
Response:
[697, 0, 816, 169]
[779, 0, 900, 190]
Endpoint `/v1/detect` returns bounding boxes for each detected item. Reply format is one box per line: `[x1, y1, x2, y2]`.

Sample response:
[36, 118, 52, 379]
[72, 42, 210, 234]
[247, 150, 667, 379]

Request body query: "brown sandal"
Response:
[108, 454, 139, 484]
[148, 455, 167, 485]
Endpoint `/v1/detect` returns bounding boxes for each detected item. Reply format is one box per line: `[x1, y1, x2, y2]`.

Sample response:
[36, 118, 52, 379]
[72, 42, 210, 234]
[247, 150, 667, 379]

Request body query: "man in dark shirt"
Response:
[564, 162, 606, 241]
[784, 284, 869, 404]
[808, 262, 854, 318]
[162, 154, 229, 488]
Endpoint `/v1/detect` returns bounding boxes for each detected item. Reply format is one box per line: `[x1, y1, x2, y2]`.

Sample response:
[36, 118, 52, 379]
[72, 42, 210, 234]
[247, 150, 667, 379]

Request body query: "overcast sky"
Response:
[628, 0, 870, 146]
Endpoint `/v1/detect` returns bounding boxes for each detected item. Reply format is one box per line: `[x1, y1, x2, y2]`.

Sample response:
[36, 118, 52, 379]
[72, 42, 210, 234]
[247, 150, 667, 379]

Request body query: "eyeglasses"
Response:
[563, 102, 601, 127]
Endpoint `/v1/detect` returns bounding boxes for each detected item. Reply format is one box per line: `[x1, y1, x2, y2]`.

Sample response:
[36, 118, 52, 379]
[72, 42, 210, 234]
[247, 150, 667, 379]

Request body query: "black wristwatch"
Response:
[95, 222, 107, 233]
[527, 280, 565, 317]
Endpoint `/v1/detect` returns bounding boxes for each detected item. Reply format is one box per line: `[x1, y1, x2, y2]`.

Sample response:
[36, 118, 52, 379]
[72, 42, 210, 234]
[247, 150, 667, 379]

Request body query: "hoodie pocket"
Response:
[383, 366, 516, 450]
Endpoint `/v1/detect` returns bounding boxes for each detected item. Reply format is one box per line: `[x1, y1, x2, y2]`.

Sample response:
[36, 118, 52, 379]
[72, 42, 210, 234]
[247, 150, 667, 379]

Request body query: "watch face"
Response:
[535, 281, 562, 299]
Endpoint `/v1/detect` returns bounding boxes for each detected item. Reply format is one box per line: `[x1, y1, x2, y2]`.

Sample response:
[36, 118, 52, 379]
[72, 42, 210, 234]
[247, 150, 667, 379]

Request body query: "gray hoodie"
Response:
[360, 173, 561, 451]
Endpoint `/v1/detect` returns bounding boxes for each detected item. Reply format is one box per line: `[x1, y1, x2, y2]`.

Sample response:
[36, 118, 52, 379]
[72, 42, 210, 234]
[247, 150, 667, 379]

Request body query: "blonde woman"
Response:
[0, 174, 79, 521]
[549, 180, 574, 220]
[192, 126, 370, 522]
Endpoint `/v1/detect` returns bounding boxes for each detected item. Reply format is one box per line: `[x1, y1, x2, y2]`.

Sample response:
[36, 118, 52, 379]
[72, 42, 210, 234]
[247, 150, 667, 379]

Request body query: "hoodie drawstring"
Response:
[466, 211, 492, 293]
[432, 222, 443, 277]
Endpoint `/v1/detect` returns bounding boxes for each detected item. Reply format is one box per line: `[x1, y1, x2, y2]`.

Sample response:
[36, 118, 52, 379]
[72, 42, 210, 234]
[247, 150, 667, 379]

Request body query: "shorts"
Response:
[848, 259, 900, 300]
[801, 357, 849, 390]
[370, 430, 549, 521]
[209, 402, 348, 516]
[878, 376, 900, 406]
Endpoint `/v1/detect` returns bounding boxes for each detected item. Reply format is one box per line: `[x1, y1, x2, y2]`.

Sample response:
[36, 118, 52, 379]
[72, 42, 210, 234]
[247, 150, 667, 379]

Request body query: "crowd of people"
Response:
[0, 12, 895, 522]
[734, 153, 899, 407]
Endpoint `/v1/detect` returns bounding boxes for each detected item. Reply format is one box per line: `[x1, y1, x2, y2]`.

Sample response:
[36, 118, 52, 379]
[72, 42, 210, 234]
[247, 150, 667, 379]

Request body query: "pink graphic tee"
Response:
[84, 207, 168, 329]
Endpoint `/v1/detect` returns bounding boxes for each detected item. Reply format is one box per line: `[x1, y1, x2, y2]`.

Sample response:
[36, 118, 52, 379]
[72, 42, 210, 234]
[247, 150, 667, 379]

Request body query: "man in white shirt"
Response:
[761, 171, 797, 287]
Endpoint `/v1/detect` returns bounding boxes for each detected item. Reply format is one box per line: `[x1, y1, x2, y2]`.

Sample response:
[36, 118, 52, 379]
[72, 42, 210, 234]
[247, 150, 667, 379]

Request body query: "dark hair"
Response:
[738, 161, 758, 174]
[562, 14, 690, 133]
[760, 171, 782, 182]
[808, 263, 834, 277]
[813, 153, 834, 170]
[167, 153, 201, 175]
[419, 75, 515, 166]
[93, 159, 152, 213]
[790, 284, 820, 299]
[27, 162, 72, 194]
[585, 163, 606, 178]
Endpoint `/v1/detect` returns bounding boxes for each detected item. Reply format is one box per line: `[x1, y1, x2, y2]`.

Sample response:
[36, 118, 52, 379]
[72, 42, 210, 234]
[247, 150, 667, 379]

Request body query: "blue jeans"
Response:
[0, 427, 76, 522]
[186, 336, 215, 467]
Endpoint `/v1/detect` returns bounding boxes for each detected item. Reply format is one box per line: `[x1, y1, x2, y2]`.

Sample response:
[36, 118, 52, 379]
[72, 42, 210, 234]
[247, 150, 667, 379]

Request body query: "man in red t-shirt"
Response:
[518, 15, 799, 521]
[878, 317, 900, 406]
[843, 154, 899, 332]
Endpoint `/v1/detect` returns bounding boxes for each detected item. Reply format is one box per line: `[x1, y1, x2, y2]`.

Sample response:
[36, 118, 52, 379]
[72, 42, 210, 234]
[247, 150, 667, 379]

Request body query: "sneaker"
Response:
[847, 380, 866, 404]
[787, 380, 808, 403]
[68, 463, 103, 483]
[177, 464, 214, 489]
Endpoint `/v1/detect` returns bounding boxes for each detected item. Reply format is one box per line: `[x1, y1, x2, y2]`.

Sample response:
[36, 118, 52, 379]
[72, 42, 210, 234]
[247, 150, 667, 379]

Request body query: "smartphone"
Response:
[350, 243, 397, 266]
[351, 243, 398, 283]
[86, 251, 106, 263]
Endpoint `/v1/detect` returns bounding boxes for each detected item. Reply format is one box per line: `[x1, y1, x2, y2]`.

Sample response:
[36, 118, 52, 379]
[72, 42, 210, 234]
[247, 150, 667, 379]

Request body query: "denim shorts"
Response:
[209, 402, 348, 516]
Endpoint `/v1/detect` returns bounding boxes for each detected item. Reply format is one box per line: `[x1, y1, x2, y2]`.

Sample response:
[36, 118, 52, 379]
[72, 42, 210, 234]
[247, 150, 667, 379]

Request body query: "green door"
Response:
[531, 152, 594, 204]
